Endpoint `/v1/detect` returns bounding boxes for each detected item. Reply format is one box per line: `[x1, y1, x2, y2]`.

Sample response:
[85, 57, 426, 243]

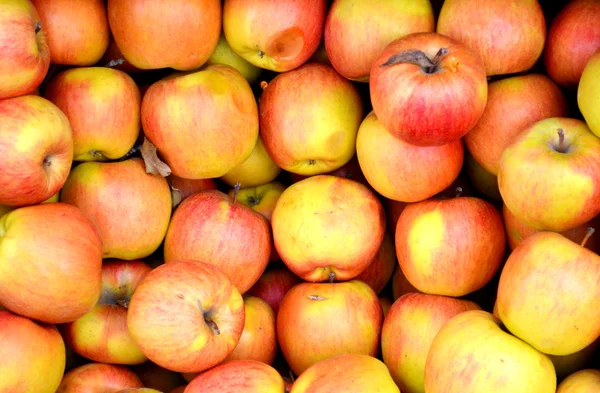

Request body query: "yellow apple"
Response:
[556, 369, 600, 393]
[221, 136, 281, 188]
[578, 47, 600, 138]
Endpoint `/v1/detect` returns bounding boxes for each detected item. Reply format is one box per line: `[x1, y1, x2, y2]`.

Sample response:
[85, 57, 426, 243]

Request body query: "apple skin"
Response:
[498, 117, 600, 232]
[246, 265, 302, 315]
[271, 175, 386, 282]
[356, 110, 464, 203]
[277, 280, 383, 376]
[382, 293, 481, 393]
[0, 310, 66, 393]
[259, 62, 363, 176]
[141, 64, 258, 180]
[60, 158, 173, 260]
[369, 32, 488, 147]
[228, 181, 286, 223]
[221, 136, 282, 188]
[324, 0, 434, 82]
[556, 369, 600, 393]
[496, 231, 600, 356]
[578, 48, 600, 138]
[424, 310, 556, 393]
[544, 0, 600, 89]
[167, 175, 217, 203]
[204, 33, 263, 85]
[396, 196, 506, 297]
[127, 261, 246, 374]
[223, 0, 326, 72]
[56, 363, 144, 393]
[0, 95, 73, 207]
[107, 0, 221, 70]
[355, 232, 397, 294]
[0, 203, 103, 324]
[0, 0, 50, 100]
[132, 361, 187, 393]
[164, 189, 272, 294]
[290, 354, 400, 393]
[464, 73, 569, 176]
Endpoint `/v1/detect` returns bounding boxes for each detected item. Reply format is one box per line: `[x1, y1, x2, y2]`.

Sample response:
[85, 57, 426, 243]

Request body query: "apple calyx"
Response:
[115, 299, 130, 309]
[35, 21, 42, 34]
[141, 137, 172, 177]
[328, 271, 335, 283]
[380, 48, 449, 74]
[247, 196, 260, 206]
[555, 128, 566, 153]
[42, 155, 53, 167]
[232, 182, 241, 205]
[581, 227, 595, 248]
[258, 50, 265, 59]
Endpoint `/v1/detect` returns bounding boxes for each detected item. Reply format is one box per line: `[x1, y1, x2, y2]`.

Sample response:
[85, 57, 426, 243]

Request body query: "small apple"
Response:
[56, 363, 144, 393]
[221, 136, 281, 188]
[556, 369, 600, 393]
[578, 47, 600, 138]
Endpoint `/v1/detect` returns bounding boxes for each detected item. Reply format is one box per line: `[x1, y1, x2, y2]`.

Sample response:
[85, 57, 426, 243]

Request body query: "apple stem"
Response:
[455, 187, 463, 198]
[260, 81, 268, 90]
[115, 299, 129, 308]
[557, 128, 565, 153]
[581, 227, 595, 248]
[380, 48, 448, 74]
[428, 48, 449, 73]
[35, 21, 42, 34]
[289, 369, 295, 383]
[328, 272, 335, 283]
[205, 319, 220, 335]
[232, 182, 241, 205]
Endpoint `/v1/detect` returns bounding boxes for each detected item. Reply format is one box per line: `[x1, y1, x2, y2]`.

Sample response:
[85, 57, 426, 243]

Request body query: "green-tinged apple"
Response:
[31, 0, 109, 65]
[496, 231, 600, 356]
[548, 338, 599, 380]
[290, 354, 399, 393]
[392, 266, 420, 300]
[464, 73, 569, 175]
[498, 117, 600, 232]
[60, 158, 172, 260]
[228, 181, 286, 223]
[259, 62, 363, 175]
[246, 265, 302, 315]
[324, 0, 434, 82]
[424, 310, 556, 393]
[356, 110, 464, 202]
[205, 33, 263, 84]
[382, 293, 481, 393]
[133, 362, 187, 393]
[127, 261, 245, 373]
[556, 369, 600, 393]
[0, 310, 66, 393]
[185, 360, 285, 393]
[56, 363, 144, 393]
[0, 0, 50, 99]
[272, 175, 385, 282]
[370, 32, 487, 147]
[578, 48, 600, 137]
[277, 280, 383, 376]
[0, 203, 102, 324]
[163, 189, 271, 293]
[141, 64, 258, 179]
[168, 174, 217, 204]
[221, 136, 281, 188]
[464, 151, 502, 204]
[396, 196, 506, 297]
[0, 95, 73, 207]
[355, 232, 397, 294]
[223, 0, 326, 72]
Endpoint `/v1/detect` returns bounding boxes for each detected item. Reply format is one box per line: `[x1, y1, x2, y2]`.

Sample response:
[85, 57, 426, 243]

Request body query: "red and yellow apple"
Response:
[556, 369, 600, 393]
[246, 265, 302, 315]
[221, 136, 281, 188]
[204, 33, 263, 84]
[228, 181, 286, 223]
[355, 232, 397, 294]
[578, 47, 600, 137]
[185, 360, 285, 393]
[56, 363, 144, 393]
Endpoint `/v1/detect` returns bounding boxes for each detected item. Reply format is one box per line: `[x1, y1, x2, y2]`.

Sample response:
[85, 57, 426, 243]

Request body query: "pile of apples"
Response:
[2, 0, 600, 392]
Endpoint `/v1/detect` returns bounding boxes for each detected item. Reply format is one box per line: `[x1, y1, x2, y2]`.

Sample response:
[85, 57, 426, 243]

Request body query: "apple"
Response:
[0, 95, 73, 207]
[228, 181, 286, 223]
[379, 297, 393, 318]
[221, 136, 282, 188]
[0, 202, 102, 324]
[246, 265, 302, 315]
[355, 232, 397, 294]
[289, 155, 371, 190]
[424, 310, 556, 393]
[98, 36, 144, 74]
[204, 33, 263, 84]
[290, 354, 399, 393]
[0, 310, 66, 393]
[185, 360, 285, 393]
[391, 266, 421, 300]
[222, 0, 326, 72]
[548, 338, 599, 380]
[324, 0, 435, 82]
[383, 198, 408, 237]
[271, 175, 386, 282]
[168, 175, 217, 202]
[0, 190, 60, 219]
[277, 280, 383, 376]
[309, 41, 331, 66]
[56, 363, 144, 393]
[356, 110, 464, 203]
[141, 64, 258, 179]
[544, 0, 600, 88]
[60, 158, 172, 260]
[163, 189, 272, 294]
[132, 361, 188, 393]
[578, 48, 600, 138]
[0, 0, 50, 100]
[369, 32, 487, 147]
[464, 73, 569, 176]
[464, 151, 502, 204]
[556, 369, 600, 393]
[127, 260, 245, 373]
[259, 62, 363, 175]
[498, 117, 600, 232]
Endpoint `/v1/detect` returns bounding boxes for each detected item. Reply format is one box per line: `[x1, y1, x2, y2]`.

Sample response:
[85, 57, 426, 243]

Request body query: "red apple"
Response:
[355, 232, 397, 294]
[56, 363, 144, 393]
[246, 265, 302, 315]
[168, 174, 217, 204]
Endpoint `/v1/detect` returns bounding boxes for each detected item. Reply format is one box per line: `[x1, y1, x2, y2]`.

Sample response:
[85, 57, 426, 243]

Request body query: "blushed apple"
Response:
[56, 363, 144, 393]
[355, 232, 397, 294]
[246, 265, 302, 315]
[221, 136, 281, 188]
[204, 33, 263, 84]
[556, 369, 600, 393]
[578, 47, 600, 138]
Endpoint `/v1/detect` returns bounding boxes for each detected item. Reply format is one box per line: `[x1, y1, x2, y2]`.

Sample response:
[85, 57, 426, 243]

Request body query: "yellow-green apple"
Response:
[0, 203, 102, 324]
[578, 48, 600, 137]
[391, 266, 420, 300]
[556, 369, 600, 393]
[370, 32, 487, 147]
[61, 259, 153, 365]
[223, 0, 326, 72]
[228, 181, 286, 223]
[60, 158, 172, 260]
[163, 189, 271, 294]
[141, 64, 258, 179]
[0, 95, 73, 207]
[544, 0, 600, 89]
[0, 310, 66, 393]
[464, 73, 569, 176]
[496, 231, 600, 356]
[56, 363, 144, 393]
[355, 232, 397, 294]
[497, 117, 600, 232]
[259, 62, 363, 175]
[185, 360, 286, 393]
[43, 66, 141, 162]
[382, 293, 481, 393]
[436, 0, 546, 76]
[324, 0, 435, 82]
[271, 175, 385, 282]
[396, 196, 506, 297]
[132, 362, 187, 393]
[204, 33, 263, 84]
[290, 354, 399, 393]
[548, 338, 599, 380]
[424, 310, 556, 393]
[107, 0, 221, 71]
[356, 110, 464, 202]
[167, 175, 217, 204]
[30, 0, 109, 66]
[277, 280, 383, 376]
[464, 151, 502, 204]
[246, 265, 302, 315]
[221, 136, 281, 188]
[0, 0, 50, 99]
[127, 261, 245, 373]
